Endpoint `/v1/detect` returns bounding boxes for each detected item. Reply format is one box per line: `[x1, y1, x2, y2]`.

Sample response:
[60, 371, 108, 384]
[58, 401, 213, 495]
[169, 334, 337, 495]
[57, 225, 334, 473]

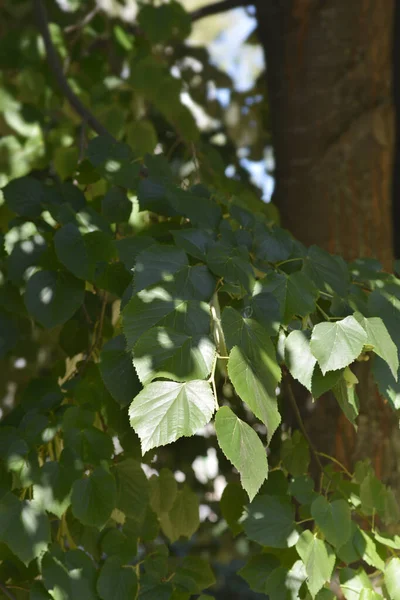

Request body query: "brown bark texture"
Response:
[257, 0, 394, 269]
[256, 0, 400, 487]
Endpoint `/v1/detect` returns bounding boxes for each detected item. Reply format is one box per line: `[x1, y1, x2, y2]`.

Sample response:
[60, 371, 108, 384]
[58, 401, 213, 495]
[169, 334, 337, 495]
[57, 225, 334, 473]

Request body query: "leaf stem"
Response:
[275, 257, 304, 267]
[316, 452, 353, 479]
[285, 379, 325, 479]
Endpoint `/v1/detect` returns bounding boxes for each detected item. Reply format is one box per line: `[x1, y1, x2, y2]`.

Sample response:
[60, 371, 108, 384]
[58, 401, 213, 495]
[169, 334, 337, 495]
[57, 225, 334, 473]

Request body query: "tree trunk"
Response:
[256, 0, 400, 487]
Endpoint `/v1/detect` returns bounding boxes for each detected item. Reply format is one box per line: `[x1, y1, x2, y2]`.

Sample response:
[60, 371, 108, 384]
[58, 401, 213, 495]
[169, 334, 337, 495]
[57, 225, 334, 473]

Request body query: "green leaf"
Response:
[220, 482, 248, 535]
[247, 286, 282, 336]
[97, 556, 138, 600]
[354, 312, 398, 378]
[254, 225, 293, 263]
[129, 380, 215, 453]
[311, 365, 343, 399]
[99, 335, 142, 407]
[0, 492, 50, 564]
[25, 270, 84, 328]
[311, 496, 351, 548]
[115, 235, 155, 271]
[122, 285, 211, 348]
[296, 530, 336, 598]
[42, 548, 98, 600]
[138, 2, 191, 43]
[160, 484, 199, 542]
[133, 326, 215, 384]
[228, 344, 281, 443]
[243, 494, 299, 548]
[173, 556, 215, 594]
[207, 243, 255, 294]
[149, 468, 178, 515]
[54, 224, 116, 281]
[285, 330, 316, 392]
[173, 264, 216, 301]
[172, 229, 214, 261]
[3, 175, 44, 217]
[71, 467, 117, 529]
[33, 461, 73, 519]
[134, 245, 188, 293]
[353, 528, 385, 570]
[373, 356, 400, 410]
[281, 431, 310, 477]
[385, 557, 400, 600]
[102, 187, 132, 223]
[8, 235, 47, 285]
[127, 119, 158, 156]
[310, 316, 367, 374]
[215, 406, 268, 501]
[240, 555, 307, 599]
[360, 591, 384, 600]
[138, 574, 173, 600]
[337, 523, 360, 565]
[86, 135, 132, 168]
[288, 475, 317, 505]
[262, 271, 318, 323]
[113, 459, 149, 521]
[168, 189, 221, 230]
[339, 567, 373, 600]
[333, 373, 359, 426]
[303, 246, 349, 297]
[0, 310, 19, 357]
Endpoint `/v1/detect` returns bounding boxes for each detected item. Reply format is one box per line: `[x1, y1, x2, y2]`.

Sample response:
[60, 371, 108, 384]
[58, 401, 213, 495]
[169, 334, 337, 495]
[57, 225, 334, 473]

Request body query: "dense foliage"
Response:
[1, 1, 400, 599]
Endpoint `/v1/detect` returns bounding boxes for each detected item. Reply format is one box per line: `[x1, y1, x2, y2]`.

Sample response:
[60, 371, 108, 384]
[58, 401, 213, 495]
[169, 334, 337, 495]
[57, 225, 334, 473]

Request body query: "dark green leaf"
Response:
[24, 270, 84, 328]
[311, 365, 343, 399]
[172, 229, 214, 261]
[243, 495, 299, 548]
[220, 482, 248, 535]
[113, 458, 149, 521]
[303, 246, 349, 297]
[71, 467, 117, 529]
[99, 335, 142, 407]
[311, 496, 351, 548]
[3, 176, 44, 217]
[160, 485, 199, 542]
[207, 243, 254, 294]
[42, 548, 98, 599]
[97, 556, 138, 600]
[133, 326, 215, 384]
[149, 468, 177, 515]
[173, 556, 215, 594]
[0, 492, 50, 564]
[281, 431, 310, 477]
[134, 245, 188, 293]
[262, 271, 318, 323]
[102, 187, 132, 223]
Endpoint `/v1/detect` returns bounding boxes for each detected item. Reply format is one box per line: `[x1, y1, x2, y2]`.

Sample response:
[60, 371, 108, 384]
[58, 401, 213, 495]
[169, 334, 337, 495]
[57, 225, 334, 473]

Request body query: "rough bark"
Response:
[256, 0, 394, 268]
[256, 0, 400, 487]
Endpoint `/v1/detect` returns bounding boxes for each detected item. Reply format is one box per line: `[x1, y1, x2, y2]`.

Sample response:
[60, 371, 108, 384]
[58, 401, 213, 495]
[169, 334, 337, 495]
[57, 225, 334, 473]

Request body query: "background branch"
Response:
[33, 0, 114, 140]
[190, 0, 255, 22]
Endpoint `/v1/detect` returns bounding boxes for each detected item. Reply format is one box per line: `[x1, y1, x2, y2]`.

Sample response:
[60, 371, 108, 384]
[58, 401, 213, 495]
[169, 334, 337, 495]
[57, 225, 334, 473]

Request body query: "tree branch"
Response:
[0, 582, 16, 600]
[33, 0, 114, 140]
[190, 0, 255, 23]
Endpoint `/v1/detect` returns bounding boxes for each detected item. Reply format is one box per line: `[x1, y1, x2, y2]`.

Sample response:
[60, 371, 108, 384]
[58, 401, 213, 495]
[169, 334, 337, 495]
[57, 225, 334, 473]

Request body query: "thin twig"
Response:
[65, 5, 99, 33]
[285, 379, 325, 475]
[33, 0, 114, 140]
[190, 0, 255, 22]
[0, 582, 16, 600]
